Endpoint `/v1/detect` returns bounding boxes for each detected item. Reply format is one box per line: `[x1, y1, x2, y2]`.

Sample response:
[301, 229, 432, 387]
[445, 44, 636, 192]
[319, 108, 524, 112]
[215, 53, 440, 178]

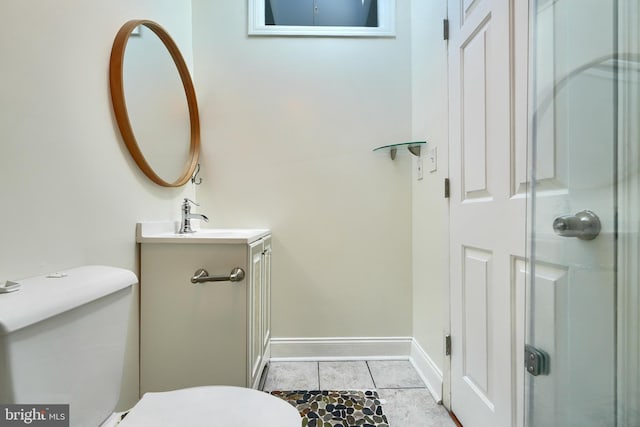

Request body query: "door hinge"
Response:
[444, 178, 450, 198]
[443, 19, 449, 40]
[445, 335, 451, 356]
[525, 345, 549, 376]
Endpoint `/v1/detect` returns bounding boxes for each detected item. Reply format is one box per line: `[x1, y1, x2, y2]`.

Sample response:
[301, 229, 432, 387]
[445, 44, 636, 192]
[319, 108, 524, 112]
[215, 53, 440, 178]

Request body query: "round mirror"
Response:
[109, 20, 200, 187]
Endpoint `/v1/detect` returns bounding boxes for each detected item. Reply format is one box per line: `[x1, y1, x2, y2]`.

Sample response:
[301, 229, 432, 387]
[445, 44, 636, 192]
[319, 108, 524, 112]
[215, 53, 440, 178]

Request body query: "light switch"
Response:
[427, 147, 437, 172]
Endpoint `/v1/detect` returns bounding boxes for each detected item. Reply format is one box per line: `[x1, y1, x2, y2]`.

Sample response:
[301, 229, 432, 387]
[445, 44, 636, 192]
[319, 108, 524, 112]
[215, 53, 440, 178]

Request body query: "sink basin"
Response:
[136, 222, 270, 244]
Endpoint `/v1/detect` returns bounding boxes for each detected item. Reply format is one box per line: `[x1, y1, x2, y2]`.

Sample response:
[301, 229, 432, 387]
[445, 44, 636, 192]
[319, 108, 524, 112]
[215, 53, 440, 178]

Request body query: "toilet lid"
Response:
[117, 386, 301, 427]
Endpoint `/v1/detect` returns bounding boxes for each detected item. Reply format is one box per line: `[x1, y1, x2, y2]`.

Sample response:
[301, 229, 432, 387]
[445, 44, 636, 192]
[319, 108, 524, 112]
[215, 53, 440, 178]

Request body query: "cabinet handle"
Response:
[190, 267, 245, 284]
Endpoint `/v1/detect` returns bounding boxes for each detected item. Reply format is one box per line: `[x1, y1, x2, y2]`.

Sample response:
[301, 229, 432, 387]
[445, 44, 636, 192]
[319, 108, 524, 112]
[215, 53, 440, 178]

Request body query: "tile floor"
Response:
[262, 360, 456, 426]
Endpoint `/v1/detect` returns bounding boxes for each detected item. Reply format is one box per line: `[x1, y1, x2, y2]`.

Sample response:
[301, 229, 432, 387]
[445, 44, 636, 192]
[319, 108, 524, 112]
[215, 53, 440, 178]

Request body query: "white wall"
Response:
[0, 0, 451, 409]
[411, 0, 449, 384]
[0, 0, 194, 409]
[192, 0, 414, 339]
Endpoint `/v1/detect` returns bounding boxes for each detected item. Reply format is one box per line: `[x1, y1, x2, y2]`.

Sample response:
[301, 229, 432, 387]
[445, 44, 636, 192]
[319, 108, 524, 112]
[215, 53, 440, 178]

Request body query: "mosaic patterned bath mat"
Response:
[270, 390, 390, 427]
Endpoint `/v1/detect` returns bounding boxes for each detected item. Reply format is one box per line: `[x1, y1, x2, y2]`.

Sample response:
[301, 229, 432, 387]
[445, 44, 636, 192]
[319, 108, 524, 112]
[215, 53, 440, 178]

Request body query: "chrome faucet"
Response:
[179, 198, 209, 233]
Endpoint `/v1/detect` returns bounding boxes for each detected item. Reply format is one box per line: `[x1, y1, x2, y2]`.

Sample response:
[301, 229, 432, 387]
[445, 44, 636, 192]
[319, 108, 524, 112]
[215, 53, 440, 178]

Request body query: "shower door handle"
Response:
[552, 210, 601, 240]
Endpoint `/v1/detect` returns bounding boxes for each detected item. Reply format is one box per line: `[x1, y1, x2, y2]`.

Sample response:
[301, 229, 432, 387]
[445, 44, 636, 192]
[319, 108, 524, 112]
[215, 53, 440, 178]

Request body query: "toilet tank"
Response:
[0, 266, 138, 427]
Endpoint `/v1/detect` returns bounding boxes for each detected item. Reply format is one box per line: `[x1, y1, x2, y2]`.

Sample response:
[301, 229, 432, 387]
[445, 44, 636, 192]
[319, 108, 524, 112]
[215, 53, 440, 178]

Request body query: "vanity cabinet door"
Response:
[261, 236, 272, 360]
[248, 240, 264, 388]
[140, 243, 248, 394]
[248, 236, 273, 389]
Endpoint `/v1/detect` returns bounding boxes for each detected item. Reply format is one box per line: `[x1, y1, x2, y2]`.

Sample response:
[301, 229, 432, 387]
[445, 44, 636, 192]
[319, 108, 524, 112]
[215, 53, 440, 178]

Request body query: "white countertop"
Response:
[136, 222, 270, 244]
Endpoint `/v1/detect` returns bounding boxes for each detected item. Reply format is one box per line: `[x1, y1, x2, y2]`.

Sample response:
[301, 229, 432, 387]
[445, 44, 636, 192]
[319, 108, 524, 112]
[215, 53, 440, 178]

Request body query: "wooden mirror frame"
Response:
[109, 20, 200, 187]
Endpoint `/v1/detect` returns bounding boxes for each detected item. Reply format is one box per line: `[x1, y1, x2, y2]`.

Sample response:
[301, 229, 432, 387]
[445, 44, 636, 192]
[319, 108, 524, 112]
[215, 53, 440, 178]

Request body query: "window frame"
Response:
[248, 0, 396, 37]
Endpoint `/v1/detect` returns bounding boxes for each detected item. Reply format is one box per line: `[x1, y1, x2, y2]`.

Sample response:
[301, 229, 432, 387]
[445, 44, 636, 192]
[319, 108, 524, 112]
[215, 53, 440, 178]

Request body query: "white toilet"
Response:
[0, 266, 300, 427]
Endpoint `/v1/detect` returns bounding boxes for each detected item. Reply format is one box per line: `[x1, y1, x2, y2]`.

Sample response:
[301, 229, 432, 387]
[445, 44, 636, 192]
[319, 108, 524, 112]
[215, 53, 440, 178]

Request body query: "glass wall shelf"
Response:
[373, 141, 426, 160]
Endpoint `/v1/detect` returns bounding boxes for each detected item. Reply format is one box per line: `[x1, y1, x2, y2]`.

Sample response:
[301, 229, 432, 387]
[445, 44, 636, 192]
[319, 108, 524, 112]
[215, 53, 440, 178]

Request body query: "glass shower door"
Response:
[527, 0, 640, 426]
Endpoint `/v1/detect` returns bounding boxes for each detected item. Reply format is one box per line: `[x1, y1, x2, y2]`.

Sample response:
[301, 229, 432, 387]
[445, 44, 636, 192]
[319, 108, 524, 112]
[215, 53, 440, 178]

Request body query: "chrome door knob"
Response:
[552, 210, 601, 240]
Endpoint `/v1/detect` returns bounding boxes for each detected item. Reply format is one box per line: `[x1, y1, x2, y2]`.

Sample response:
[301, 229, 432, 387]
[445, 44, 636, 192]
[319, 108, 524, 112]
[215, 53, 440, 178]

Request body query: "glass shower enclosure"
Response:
[527, 0, 639, 426]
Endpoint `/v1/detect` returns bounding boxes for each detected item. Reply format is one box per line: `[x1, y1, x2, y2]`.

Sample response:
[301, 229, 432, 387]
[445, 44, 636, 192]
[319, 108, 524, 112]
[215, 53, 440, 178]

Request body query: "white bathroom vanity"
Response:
[136, 223, 272, 393]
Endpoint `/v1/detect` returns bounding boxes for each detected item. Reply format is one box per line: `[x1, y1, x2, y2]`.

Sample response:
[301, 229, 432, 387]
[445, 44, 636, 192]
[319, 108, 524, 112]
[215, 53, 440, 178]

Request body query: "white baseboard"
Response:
[269, 336, 413, 361]
[409, 338, 444, 403]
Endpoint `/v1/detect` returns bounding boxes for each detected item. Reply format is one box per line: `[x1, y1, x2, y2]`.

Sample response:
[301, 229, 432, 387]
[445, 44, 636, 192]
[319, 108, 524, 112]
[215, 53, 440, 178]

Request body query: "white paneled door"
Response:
[448, 0, 527, 426]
